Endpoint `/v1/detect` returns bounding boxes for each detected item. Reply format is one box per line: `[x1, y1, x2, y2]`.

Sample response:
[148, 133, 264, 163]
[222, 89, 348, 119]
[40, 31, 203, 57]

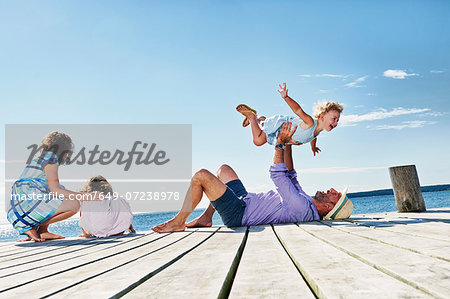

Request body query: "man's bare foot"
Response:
[186, 217, 212, 228]
[18, 229, 44, 242]
[152, 219, 186, 233]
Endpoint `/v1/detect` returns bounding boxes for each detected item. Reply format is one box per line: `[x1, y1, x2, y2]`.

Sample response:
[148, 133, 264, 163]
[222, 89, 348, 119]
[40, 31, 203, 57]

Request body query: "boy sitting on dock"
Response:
[153, 122, 353, 233]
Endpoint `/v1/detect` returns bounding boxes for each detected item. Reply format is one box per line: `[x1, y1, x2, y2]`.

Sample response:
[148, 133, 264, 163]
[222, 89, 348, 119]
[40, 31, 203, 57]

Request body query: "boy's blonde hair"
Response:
[40, 131, 73, 165]
[313, 101, 343, 119]
[81, 175, 113, 195]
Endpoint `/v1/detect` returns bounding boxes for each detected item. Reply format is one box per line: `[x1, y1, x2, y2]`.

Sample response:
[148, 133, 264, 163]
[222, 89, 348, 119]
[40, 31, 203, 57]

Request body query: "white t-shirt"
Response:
[79, 196, 133, 238]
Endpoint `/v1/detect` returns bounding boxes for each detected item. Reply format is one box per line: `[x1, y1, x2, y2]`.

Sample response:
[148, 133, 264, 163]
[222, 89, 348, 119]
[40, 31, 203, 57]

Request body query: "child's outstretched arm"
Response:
[278, 83, 314, 127]
[310, 138, 321, 156]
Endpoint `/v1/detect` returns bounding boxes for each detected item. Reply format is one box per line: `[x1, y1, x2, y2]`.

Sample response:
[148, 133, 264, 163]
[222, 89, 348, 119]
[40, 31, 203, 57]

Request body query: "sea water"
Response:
[1, 191, 449, 242]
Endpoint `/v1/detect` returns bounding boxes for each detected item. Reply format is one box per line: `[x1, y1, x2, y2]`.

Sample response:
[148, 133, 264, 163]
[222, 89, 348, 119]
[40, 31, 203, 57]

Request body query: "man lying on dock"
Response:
[152, 122, 353, 233]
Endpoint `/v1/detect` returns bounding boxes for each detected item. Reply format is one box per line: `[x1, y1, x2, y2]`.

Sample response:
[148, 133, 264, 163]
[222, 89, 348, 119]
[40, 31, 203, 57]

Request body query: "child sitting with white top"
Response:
[79, 175, 135, 238]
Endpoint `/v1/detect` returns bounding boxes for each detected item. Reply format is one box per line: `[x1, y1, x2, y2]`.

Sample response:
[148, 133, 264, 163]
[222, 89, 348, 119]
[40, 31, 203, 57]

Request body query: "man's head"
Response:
[313, 187, 353, 219]
[313, 188, 341, 216]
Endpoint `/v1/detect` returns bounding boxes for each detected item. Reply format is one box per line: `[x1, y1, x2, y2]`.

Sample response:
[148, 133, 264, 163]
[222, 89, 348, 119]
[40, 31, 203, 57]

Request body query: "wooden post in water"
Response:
[389, 165, 426, 212]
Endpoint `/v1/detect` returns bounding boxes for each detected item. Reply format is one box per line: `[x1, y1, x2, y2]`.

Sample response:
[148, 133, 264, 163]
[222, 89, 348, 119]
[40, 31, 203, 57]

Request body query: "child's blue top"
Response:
[263, 115, 318, 145]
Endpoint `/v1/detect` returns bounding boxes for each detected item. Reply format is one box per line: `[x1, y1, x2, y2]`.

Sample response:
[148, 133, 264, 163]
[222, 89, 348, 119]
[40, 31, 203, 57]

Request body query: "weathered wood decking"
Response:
[0, 208, 449, 298]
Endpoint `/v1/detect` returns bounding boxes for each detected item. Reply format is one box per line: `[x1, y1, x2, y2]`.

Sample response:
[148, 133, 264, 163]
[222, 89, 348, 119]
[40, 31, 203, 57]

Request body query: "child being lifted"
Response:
[237, 82, 343, 156]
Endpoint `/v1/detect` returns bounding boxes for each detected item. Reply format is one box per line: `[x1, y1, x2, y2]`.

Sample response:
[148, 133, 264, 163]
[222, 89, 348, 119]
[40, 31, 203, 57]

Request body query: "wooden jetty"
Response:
[0, 208, 449, 298]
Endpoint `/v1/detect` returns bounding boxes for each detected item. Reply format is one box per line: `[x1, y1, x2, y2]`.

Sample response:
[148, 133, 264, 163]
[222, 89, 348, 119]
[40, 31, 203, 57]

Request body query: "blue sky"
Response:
[1, 1, 449, 208]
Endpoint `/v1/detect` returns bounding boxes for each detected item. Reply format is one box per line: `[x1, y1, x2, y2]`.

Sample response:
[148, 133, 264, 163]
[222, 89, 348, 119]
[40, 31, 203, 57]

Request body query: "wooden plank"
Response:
[0, 231, 170, 292]
[28, 228, 219, 298]
[353, 208, 450, 221]
[229, 225, 314, 298]
[346, 218, 450, 241]
[355, 214, 450, 225]
[382, 212, 450, 224]
[120, 227, 246, 298]
[322, 220, 450, 261]
[274, 223, 428, 298]
[0, 241, 33, 251]
[0, 242, 16, 248]
[0, 238, 95, 260]
[0, 233, 148, 277]
[299, 222, 450, 298]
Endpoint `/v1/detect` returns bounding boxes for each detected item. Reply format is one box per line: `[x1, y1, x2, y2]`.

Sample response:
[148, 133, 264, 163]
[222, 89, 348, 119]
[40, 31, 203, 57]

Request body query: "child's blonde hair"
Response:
[313, 101, 343, 119]
[40, 131, 73, 165]
[81, 175, 113, 195]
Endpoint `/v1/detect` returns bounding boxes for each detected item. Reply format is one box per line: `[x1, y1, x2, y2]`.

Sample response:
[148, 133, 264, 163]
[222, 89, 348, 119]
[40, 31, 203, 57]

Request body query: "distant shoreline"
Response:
[348, 184, 450, 199]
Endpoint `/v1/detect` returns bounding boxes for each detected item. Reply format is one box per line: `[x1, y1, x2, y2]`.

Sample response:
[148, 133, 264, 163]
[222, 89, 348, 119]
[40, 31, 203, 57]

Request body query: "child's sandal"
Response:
[236, 104, 257, 127]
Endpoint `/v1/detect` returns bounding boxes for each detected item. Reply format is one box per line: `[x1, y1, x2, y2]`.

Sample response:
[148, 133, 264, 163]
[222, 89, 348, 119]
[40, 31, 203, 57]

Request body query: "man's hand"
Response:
[278, 82, 288, 99]
[277, 122, 299, 145]
[312, 146, 321, 156]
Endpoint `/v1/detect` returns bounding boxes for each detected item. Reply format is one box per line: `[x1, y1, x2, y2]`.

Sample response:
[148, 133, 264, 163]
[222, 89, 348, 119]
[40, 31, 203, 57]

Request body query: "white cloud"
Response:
[317, 89, 328, 93]
[300, 166, 387, 174]
[430, 70, 446, 74]
[317, 74, 349, 78]
[340, 107, 430, 126]
[368, 121, 437, 130]
[383, 69, 418, 79]
[419, 111, 448, 117]
[345, 75, 368, 88]
[367, 93, 376, 96]
[298, 73, 350, 78]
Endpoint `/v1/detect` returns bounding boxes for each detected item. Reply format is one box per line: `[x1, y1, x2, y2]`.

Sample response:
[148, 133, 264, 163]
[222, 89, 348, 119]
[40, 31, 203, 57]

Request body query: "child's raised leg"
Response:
[249, 115, 267, 146]
[236, 105, 267, 146]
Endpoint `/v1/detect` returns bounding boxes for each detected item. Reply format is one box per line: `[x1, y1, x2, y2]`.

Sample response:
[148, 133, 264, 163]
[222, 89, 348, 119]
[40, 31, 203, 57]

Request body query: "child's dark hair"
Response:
[40, 131, 73, 165]
[81, 175, 114, 195]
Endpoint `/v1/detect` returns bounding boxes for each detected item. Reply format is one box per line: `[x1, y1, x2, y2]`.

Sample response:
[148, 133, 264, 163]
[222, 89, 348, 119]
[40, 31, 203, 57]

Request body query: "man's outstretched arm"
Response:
[285, 144, 306, 194]
[273, 122, 298, 165]
[273, 123, 306, 194]
[284, 144, 294, 171]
